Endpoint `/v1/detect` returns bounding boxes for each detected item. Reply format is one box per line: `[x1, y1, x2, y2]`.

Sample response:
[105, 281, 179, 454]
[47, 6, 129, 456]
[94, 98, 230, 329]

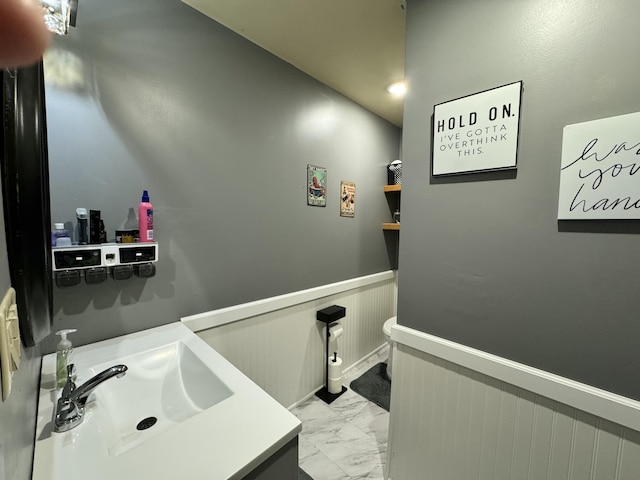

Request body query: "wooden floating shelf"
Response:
[383, 223, 400, 231]
[383, 184, 402, 192]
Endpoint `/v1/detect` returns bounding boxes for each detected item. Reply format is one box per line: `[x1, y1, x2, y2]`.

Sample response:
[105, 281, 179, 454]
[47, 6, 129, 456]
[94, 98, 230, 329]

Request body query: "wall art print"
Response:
[307, 164, 327, 207]
[432, 81, 522, 176]
[558, 111, 640, 220]
[340, 180, 356, 217]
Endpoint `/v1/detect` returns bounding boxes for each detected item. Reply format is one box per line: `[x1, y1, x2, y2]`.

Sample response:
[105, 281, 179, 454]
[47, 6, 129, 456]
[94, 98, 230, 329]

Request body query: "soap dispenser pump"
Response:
[55, 329, 77, 388]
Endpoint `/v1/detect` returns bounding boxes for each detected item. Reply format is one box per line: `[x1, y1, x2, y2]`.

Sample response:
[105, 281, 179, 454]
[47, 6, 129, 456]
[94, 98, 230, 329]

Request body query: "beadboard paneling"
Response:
[387, 343, 640, 480]
[197, 275, 396, 408]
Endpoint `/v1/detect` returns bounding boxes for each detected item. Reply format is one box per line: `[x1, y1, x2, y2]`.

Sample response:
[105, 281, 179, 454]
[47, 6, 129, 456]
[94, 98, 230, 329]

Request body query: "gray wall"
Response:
[44, 0, 400, 349]
[0, 180, 41, 480]
[399, 0, 640, 400]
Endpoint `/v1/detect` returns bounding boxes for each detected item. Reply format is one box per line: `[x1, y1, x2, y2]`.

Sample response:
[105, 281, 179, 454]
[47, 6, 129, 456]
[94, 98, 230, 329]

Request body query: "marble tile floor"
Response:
[291, 347, 390, 480]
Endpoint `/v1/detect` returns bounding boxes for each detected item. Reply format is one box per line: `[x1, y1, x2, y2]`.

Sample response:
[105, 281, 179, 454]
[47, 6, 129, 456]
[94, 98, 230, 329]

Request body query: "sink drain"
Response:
[136, 417, 157, 431]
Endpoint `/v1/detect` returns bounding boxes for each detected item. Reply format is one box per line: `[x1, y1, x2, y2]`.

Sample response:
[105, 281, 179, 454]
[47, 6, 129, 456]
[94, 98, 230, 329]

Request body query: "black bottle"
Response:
[99, 220, 107, 243]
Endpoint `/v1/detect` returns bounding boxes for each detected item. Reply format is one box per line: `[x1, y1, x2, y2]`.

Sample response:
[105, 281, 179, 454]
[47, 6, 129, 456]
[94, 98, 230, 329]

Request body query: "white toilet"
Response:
[382, 316, 397, 380]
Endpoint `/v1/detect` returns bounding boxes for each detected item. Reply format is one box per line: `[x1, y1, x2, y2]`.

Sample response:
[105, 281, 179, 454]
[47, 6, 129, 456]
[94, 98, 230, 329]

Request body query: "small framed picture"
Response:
[340, 181, 355, 217]
[307, 164, 327, 207]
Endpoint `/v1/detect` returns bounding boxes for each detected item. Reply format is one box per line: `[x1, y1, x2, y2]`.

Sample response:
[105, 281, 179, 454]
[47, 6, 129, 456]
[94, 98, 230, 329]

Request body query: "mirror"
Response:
[1, 62, 54, 346]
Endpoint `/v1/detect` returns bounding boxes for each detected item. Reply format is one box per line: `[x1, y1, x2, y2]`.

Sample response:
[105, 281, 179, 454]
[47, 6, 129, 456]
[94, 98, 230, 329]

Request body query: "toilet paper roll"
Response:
[328, 356, 343, 379]
[328, 324, 344, 341]
[328, 376, 343, 395]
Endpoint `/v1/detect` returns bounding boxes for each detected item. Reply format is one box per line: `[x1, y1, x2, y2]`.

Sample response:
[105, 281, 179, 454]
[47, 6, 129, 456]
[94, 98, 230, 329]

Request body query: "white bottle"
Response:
[55, 329, 77, 388]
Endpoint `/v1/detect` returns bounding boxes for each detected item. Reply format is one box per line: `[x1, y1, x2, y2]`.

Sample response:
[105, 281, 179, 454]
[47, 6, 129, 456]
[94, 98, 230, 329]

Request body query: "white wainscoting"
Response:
[190, 272, 397, 408]
[387, 328, 640, 480]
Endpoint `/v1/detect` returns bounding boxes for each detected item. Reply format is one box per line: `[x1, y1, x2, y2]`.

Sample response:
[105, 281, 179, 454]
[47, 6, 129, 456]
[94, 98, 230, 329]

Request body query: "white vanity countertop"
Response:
[32, 322, 301, 480]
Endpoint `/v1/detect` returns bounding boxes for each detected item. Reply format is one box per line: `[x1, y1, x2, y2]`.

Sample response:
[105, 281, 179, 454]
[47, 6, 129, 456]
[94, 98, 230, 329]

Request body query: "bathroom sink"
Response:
[33, 322, 301, 480]
[89, 341, 232, 456]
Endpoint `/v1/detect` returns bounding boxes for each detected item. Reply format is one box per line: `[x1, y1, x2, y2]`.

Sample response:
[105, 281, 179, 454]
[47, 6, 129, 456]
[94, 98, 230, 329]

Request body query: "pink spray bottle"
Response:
[138, 190, 154, 242]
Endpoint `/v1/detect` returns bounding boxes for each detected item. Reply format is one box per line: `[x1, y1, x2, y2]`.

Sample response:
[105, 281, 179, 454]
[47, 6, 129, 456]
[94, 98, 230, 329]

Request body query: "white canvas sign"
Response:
[432, 81, 522, 176]
[558, 112, 640, 220]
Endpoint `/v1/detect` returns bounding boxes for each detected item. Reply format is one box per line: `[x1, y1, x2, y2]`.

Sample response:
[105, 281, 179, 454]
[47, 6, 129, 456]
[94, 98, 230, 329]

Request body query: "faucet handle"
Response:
[53, 398, 84, 433]
[61, 364, 76, 398]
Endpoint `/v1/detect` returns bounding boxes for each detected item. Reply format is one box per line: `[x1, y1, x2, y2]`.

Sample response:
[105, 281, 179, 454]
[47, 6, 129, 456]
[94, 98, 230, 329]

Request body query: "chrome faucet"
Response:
[54, 363, 128, 433]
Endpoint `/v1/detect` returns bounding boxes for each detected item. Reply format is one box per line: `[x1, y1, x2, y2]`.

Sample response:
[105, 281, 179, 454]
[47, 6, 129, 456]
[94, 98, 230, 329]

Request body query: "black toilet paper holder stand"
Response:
[315, 305, 348, 404]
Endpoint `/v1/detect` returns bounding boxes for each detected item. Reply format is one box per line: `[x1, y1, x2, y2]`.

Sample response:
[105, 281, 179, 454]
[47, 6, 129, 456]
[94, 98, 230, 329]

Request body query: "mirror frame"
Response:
[1, 61, 54, 346]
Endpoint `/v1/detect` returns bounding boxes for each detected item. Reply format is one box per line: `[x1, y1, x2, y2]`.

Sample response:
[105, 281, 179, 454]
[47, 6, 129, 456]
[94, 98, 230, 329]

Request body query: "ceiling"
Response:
[181, 0, 406, 127]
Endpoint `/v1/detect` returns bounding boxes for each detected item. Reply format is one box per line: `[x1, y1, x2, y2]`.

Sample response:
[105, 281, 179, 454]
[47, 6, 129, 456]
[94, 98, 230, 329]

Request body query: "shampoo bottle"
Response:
[55, 329, 77, 388]
[138, 190, 154, 242]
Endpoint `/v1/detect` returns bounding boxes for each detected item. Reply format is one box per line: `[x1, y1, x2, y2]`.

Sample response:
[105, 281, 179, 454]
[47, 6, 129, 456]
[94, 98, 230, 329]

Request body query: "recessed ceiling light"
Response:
[386, 81, 407, 96]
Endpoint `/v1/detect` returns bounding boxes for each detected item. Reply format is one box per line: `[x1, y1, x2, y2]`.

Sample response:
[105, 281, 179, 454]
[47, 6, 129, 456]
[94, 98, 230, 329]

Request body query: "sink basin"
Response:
[88, 341, 232, 455]
[33, 322, 301, 480]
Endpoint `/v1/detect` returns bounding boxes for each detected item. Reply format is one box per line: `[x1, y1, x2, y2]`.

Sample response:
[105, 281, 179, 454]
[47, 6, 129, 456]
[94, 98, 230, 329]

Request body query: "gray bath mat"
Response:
[298, 467, 313, 480]
[349, 362, 391, 412]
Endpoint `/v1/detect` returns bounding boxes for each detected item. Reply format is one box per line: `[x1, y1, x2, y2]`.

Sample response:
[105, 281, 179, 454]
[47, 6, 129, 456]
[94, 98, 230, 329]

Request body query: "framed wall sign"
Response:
[558, 111, 640, 220]
[307, 164, 327, 207]
[432, 81, 523, 176]
[340, 180, 355, 217]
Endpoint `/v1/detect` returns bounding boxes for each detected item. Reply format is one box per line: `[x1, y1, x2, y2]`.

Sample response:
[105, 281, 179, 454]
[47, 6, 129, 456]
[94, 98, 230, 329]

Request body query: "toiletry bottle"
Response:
[51, 223, 70, 247]
[99, 220, 107, 243]
[138, 190, 153, 242]
[55, 329, 77, 388]
[76, 208, 88, 244]
[89, 210, 101, 244]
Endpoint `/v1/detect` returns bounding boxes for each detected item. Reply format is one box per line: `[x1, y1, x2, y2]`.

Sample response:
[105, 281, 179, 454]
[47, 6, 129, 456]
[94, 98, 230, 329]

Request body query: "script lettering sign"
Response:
[558, 112, 640, 220]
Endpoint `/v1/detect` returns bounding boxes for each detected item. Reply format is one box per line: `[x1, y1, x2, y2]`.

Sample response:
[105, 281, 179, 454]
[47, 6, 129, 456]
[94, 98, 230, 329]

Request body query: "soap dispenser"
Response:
[55, 329, 77, 388]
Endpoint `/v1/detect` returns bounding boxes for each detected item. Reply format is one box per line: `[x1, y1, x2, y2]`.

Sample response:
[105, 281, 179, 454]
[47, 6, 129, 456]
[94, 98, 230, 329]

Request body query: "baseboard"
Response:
[342, 343, 388, 377]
